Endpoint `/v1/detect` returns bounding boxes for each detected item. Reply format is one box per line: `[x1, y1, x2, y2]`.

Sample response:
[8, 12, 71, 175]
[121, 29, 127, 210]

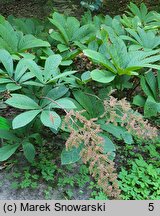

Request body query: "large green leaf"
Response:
[23, 142, 35, 163]
[41, 86, 68, 108]
[49, 13, 69, 44]
[0, 144, 20, 161]
[51, 98, 76, 109]
[73, 90, 94, 117]
[0, 130, 17, 140]
[47, 70, 77, 83]
[145, 70, 157, 100]
[14, 58, 28, 81]
[133, 95, 146, 107]
[18, 72, 35, 83]
[0, 78, 14, 84]
[67, 16, 80, 39]
[5, 94, 40, 109]
[0, 116, 9, 130]
[22, 81, 44, 87]
[6, 83, 22, 91]
[0, 21, 18, 53]
[140, 76, 154, 97]
[121, 131, 134, 145]
[100, 133, 115, 160]
[12, 110, 40, 129]
[44, 54, 62, 81]
[0, 21, 49, 54]
[72, 24, 95, 43]
[101, 123, 133, 144]
[46, 86, 68, 100]
[20, 59, 43, 83]
[91, 69, 116, 83]
[40, 110, 61, 130]
[50, 31, 65, 44]
[0, 49, 13, 76]
[144, 96, 160, 117]
[83, 49, 115, 72]
[18, 34, 50, 51]
[61, 145, 83, 165]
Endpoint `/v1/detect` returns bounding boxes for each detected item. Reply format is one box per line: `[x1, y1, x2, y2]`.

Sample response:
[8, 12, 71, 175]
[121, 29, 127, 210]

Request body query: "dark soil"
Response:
[0, 0, 82, 19]
[0, 0, 159, 20]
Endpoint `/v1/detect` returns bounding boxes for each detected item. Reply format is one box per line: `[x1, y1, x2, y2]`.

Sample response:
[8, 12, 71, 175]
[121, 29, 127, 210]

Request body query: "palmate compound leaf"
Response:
[12, 110, 41, 129]
[40, 110, 61, 131]
[0, 143, 20, 161]
[5, 94, 40, 110]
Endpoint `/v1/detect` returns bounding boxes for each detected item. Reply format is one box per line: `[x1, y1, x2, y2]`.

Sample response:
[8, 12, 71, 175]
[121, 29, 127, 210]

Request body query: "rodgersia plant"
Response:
[0, 2, 159, 200]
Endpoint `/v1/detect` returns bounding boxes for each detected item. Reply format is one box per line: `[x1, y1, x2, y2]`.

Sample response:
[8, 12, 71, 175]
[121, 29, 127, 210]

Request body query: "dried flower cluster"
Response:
[102, 96, 158, 140]
[63, 110, 120, 199]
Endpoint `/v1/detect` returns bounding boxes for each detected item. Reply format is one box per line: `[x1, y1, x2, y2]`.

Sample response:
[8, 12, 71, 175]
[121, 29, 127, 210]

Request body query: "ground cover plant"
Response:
[0, 2, 160, 200]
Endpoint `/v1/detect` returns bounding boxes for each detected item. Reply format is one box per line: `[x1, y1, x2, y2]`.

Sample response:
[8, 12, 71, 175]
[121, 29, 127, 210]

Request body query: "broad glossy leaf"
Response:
[44, 54, 62, 81]
[133, 95, 146, 107]
[6, 94, 40, 109]
[0, 143, 20, 161]
[47, 70, 77, 83]
[100, 133, 115, 159]
[49, 13, 69, 44]
[84, 49, 115, 72]
[0, 130, 17, 140]
[61, 145, 83, 165]
[121, 131, 133, 145]
[20, 59, 43, 83]
[6, 83, 22, 91]
[22, 81, 44, 87]
[18, 34, 50, 51]
[73, 90, 94, 116]
[41, 86, 68, 107]
[91, 69, 116, 83]
[0, 117, 9, 130]
[0, 78, 13, 84]
[18, 72, 35, 83]
[51, 98, 76, 109]
[145, 70, 157, 99]
[40, 110, 61, 130]
[0, 49, 13, 76]
[101, 123, 133, 144]
[141, 76, 154, 97]
[12, 110, 40, 129]
[23, 142, 35, 163]
[14, 58, 28, 81]
[144, 96, 159, 117]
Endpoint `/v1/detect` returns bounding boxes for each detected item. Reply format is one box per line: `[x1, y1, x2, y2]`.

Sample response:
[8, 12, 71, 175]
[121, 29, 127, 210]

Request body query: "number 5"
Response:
[148, 203, 154, 211]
